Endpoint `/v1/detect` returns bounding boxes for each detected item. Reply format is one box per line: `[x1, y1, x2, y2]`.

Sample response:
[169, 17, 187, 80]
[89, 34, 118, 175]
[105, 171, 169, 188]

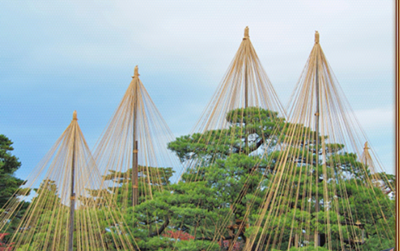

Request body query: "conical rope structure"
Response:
[166, 27, 289, 250]
[242, 31, 395, 251]
[360, 142, 377, 176]
[89, 66, 183, 249]
[359, 142, 394, 198]
[91, 66, 181, 208]
[0, 111, 138, 250]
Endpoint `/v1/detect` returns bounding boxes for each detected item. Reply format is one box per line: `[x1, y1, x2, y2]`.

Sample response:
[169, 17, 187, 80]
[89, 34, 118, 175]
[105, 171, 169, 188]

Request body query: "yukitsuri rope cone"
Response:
[242, 32, 394, 251]
[92, 65, 180, 208]
[90, 66, 182, 249]
[0, 111, 138, 250]
[166, 27, 289, 250]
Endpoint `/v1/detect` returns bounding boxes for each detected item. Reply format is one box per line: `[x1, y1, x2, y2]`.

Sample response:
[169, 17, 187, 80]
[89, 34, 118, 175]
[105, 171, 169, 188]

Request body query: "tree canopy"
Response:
[154, 108, 394, 250]
[0, 107, 394, 250]
[0, 135, 30, 244]
[0, 135, 26, 207]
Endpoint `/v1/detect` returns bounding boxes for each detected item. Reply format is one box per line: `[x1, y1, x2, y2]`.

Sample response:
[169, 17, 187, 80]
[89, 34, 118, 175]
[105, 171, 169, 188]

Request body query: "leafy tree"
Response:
[168, 108, 285, 163]
[13, 179, 132, 251]
[124, 181, 227, 251]
[16, 107, 388, 251]
[233, 111, 395, 250]
[166, 108, 394, 250]
[159, 108, 287, 250]
[0, 135, 30, 243]
[85, 165, 175, 210]
[0, 135, 27, 207]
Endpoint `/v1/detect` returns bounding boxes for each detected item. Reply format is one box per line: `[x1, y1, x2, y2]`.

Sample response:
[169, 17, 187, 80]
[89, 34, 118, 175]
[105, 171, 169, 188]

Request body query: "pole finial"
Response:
[72, 110, 78, 121]
[364, 141, 369, 150]
[244, 26, 249, 40]
[133, 65, 139, 78]
[315, 31, 320, 44]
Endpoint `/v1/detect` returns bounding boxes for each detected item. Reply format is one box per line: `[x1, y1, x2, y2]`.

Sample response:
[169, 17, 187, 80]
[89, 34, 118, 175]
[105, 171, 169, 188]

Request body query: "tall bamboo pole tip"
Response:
[133, 65, 139, 78]
[72, 110, 78, 121]
[244, 26, 249, 39]
[315, 31, 320, 44]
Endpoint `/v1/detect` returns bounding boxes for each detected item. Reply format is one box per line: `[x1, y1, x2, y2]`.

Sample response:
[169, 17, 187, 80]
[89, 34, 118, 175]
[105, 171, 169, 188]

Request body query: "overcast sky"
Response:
[0, 1, 395, 179]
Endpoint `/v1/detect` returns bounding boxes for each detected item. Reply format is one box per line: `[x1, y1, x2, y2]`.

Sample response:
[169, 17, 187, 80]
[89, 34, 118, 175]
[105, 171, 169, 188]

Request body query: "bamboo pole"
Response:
[68, 111, 77, 251]
[244, 26, 249, 153]
[364, 142, 370, 172]
[314, 31, 320, 247]
[132, 66, 139, 207]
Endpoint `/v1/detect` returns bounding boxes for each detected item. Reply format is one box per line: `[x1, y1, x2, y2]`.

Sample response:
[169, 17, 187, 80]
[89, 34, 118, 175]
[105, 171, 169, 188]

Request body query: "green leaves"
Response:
[129, 182, 230, 250]
[168, 108, 287, 162]
[0, 135, 26, 208]
[71, 106, 395, 250]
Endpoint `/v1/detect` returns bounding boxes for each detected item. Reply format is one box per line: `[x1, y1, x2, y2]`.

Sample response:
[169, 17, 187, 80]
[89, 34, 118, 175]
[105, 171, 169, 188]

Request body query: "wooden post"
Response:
[364, 142, 371, 172]
[244, 26, 249, 153]
[314, 31, 320, 247]
[244, 27, 249, 111]
[132, 66, 139, 207]
[68, 111, 77, 251]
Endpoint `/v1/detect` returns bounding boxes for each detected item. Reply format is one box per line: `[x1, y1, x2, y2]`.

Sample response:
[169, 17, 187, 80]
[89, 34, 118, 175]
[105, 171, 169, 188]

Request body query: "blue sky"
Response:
[0, 1, 395, 179]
